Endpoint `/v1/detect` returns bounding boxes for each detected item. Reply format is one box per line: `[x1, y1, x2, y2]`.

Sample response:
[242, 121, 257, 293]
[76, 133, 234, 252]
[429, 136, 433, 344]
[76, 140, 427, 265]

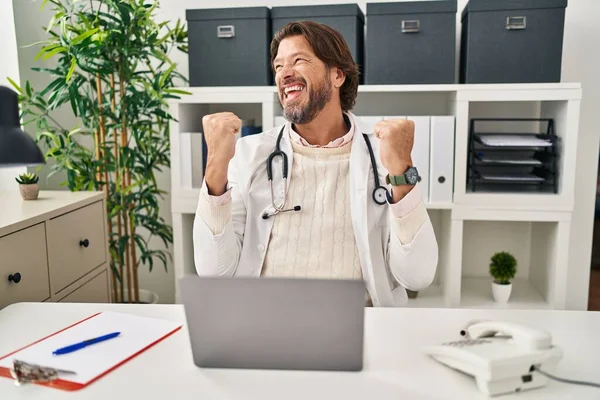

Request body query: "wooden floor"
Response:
[589, 268, 600, 311]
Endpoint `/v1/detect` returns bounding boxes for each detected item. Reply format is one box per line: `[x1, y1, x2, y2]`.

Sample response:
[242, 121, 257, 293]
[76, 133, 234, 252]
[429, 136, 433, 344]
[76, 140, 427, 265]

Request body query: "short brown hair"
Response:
[270, 21, 359, 111]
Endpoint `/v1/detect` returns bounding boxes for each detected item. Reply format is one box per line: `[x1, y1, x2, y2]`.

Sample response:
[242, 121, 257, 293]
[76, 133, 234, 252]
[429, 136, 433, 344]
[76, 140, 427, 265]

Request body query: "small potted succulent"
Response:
[489, 251, 517, 303]
[15, 172, 40, 200]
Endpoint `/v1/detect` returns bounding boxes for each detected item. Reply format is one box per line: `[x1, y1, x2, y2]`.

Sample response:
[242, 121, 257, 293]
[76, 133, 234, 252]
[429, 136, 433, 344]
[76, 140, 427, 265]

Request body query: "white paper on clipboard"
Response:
[0, 311, 182, 385]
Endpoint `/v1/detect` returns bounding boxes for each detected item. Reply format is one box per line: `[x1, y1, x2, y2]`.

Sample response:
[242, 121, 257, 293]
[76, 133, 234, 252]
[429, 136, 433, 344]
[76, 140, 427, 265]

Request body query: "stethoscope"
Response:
[262, 126, 390, 219]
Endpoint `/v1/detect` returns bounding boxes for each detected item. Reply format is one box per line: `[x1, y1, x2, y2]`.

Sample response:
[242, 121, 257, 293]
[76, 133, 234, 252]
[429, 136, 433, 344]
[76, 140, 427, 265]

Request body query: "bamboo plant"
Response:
[9, 0, 188, 303]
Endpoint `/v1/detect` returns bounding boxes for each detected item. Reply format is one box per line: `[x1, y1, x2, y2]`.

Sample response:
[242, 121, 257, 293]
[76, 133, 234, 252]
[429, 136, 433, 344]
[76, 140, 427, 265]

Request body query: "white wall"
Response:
[0, 0, 25, 189]
[559, 2, 600, 309]
[13, 0, 600, 307]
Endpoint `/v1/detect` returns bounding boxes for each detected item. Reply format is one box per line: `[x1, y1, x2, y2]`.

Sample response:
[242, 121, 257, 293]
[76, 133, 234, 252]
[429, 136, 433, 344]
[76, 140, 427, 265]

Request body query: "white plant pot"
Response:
[117, 288, 159, 304]
[492, 281, 512, 303]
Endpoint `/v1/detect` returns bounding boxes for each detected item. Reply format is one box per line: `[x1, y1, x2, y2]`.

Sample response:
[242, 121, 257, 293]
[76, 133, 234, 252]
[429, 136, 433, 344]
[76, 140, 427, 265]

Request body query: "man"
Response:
[193, 21, 438, 307]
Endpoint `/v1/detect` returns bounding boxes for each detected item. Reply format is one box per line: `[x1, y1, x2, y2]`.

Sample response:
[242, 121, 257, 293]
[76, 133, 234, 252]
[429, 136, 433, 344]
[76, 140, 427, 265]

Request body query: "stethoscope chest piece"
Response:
[373, 186, 388, 205]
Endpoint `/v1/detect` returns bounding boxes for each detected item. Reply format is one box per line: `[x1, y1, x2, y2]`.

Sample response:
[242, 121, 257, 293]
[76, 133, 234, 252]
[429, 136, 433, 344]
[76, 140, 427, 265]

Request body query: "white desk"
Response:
[0, 303, 598, 399]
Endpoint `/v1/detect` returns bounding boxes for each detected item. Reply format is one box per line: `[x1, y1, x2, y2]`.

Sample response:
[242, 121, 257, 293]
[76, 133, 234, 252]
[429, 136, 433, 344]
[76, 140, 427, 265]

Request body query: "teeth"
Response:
[284, 85, 304, 94]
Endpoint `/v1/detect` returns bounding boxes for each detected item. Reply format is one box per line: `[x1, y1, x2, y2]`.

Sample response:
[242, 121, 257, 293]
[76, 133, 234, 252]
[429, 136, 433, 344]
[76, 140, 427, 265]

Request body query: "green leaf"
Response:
[46, 14, 57, 33]
[41, 46, 67, 60]
[68, 84, 79, 116]
[6, 77, 23, 94]
[71, 27, 99, 45]
[66, 57, 77, 82]
[163, 88, 191, 96]
[158, 63, 175, 88]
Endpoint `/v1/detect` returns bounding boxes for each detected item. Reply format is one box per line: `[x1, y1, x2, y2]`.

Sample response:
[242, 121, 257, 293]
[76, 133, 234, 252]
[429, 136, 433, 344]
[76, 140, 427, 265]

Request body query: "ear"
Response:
[330, 67, 346, 88]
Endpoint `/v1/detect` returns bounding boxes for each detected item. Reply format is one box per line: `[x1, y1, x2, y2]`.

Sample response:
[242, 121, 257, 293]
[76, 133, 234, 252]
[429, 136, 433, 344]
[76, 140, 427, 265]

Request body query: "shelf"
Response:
[171, 189, 201, 214]
[460, 277, 549, 309]
[405, 278, 551, 309]
[165, 83, 582, 105]
[405, 284, 446, 308]
[167, 82, 581, 95]
[452, 205, 571, 222]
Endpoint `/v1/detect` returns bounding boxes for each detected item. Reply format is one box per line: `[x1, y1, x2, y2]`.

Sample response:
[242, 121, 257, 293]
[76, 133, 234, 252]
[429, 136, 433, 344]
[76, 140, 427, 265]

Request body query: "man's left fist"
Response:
[373, 119, 414, 176]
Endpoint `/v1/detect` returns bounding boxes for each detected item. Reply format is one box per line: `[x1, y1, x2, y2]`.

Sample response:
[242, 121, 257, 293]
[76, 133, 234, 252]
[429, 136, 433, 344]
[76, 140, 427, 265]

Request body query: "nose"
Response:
[277, 63, 295, 83]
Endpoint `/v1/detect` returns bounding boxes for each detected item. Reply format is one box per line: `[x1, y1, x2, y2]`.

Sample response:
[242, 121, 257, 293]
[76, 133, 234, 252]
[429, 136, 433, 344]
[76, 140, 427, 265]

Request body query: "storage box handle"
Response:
[401, 20, 420, 33]
[506, 16, 526, 30]
[217, 25, 235, 38]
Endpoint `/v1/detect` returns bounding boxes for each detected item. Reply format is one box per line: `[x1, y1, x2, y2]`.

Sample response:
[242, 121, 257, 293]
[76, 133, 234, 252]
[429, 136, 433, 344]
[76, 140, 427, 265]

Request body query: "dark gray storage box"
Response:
[460, 0, 568, 83]
[365, 1, 457, 85]
[271, 4, 364, 82]
[186, 7, 271, 86]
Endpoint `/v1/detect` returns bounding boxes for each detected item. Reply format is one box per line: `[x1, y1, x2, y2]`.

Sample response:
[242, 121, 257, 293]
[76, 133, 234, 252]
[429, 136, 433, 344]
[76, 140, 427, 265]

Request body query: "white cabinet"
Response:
[0, 190, 111, 309]
[168, 83, 590, 310]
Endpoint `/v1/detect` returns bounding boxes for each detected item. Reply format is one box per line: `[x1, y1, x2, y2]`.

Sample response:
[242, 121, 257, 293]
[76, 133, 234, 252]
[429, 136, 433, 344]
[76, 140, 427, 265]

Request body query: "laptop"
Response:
[179, 275, 366, 371]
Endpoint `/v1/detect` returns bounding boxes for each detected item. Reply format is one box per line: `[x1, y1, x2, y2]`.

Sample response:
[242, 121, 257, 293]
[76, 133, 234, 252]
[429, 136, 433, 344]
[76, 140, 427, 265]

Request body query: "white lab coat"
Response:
[193, 112, 439, 306]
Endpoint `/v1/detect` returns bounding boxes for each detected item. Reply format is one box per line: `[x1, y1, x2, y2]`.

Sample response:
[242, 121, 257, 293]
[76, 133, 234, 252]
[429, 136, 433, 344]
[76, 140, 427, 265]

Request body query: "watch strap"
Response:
[386, 173, 407, 186]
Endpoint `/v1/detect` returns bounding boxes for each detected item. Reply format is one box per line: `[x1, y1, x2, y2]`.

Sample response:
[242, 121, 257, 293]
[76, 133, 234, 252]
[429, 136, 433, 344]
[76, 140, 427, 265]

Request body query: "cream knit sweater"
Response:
[261, 140, 362, 279]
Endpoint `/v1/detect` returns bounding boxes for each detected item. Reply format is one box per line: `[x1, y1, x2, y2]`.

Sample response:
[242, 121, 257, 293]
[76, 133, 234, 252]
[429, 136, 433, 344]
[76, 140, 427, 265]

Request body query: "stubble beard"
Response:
[281, 73, 333, 124]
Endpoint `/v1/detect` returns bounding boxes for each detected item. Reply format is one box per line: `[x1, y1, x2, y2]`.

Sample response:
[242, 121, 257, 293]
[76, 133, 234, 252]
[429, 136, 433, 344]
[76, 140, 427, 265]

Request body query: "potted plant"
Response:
[489, 251, 517, 303]
[9, 0, 188, 304]
[15, 172, 40, 200]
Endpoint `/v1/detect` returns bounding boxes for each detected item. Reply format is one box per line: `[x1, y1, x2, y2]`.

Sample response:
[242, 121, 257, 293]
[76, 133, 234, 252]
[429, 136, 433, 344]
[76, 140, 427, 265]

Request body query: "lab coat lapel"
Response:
[349, 116, 395, 307]
[349, 132, 379, 304]
[236, 126, 292, 277]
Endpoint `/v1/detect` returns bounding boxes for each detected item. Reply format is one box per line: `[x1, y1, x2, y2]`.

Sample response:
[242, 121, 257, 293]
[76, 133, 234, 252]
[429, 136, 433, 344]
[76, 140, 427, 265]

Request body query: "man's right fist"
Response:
[202, 112, 241, 165]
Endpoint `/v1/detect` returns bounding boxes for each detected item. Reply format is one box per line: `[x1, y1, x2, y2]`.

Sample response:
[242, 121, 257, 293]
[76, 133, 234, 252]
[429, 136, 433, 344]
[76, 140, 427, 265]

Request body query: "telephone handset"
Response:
[423, 320, 563, 397]
[462, 320, 552, 351]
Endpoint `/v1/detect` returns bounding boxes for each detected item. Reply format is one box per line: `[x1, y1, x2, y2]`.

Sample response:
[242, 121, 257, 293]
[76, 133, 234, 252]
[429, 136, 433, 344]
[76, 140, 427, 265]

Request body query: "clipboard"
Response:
[0, 311, 182, 391]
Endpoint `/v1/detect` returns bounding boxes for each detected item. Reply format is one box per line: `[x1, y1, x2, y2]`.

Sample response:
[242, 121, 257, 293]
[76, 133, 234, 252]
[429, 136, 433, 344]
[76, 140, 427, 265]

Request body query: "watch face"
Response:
[406, 167, 419, 185]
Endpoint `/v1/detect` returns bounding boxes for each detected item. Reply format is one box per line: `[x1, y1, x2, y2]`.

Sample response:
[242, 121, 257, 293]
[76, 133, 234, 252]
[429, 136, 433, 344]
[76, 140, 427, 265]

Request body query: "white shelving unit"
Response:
[169, 83, 584, 310]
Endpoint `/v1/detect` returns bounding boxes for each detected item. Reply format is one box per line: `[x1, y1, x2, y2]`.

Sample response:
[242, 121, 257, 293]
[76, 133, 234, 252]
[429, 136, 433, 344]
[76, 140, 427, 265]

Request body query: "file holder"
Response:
[467, 118, 558, 194]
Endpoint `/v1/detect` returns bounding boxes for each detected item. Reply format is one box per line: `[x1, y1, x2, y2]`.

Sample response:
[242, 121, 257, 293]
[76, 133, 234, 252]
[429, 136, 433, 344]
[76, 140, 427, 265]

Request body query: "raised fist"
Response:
[374, 118, 414, 175]
[202, 112, 242, 165]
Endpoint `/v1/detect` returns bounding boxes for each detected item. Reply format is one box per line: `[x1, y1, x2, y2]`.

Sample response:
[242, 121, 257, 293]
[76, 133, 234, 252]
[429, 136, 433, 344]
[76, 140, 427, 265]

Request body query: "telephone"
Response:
[423, 320, 563, 397]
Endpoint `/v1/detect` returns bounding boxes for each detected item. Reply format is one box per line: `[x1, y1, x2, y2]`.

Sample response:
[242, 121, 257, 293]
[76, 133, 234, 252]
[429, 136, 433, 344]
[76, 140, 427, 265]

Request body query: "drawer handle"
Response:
[8, 273, 22, 284]
[79, 239, 90, 248]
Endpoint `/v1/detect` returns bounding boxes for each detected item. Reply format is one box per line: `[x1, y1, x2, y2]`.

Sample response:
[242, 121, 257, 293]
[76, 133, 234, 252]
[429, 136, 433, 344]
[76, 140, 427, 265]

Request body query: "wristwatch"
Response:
[386, 166, 419, 186]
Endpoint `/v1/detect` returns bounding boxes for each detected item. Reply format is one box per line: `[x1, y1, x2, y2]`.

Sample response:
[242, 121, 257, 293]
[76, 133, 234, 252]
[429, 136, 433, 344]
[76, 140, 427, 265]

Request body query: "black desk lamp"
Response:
[0, 85, 45, 167]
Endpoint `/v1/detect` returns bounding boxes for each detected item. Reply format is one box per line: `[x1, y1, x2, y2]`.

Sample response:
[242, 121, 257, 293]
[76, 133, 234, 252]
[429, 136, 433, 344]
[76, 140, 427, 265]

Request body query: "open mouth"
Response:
[283, 84, 305, 101]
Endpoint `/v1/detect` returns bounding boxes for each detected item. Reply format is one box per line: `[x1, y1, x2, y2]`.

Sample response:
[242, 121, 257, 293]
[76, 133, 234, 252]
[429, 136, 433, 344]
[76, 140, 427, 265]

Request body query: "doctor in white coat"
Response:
[193, 21, 438, 306]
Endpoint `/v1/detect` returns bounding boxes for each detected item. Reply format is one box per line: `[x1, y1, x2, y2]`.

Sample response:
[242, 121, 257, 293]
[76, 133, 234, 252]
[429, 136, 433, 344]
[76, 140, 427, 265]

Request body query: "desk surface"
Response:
[0, 303, 598, 399]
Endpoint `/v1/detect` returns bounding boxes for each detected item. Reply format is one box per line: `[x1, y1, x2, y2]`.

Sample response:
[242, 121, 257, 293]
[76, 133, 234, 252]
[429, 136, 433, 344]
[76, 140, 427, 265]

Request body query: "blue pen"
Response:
[52, 332, 120, 355]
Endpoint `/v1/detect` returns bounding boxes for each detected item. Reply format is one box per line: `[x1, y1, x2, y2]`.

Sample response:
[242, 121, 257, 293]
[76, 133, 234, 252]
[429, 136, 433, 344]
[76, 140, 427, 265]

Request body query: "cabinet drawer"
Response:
[0, 224, 50, 309]
[47, 201, 107, 293]
[58, 268, 110, 303]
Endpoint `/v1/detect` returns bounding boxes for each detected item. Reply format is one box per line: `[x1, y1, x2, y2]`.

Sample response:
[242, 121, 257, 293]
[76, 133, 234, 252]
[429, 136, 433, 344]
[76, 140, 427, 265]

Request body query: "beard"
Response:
[280, 72, 332, 124]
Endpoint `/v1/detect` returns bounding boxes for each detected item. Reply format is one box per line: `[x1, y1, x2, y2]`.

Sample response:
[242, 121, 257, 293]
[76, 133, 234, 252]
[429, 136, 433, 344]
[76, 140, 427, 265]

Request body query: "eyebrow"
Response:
[273, 52, 312, 65]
